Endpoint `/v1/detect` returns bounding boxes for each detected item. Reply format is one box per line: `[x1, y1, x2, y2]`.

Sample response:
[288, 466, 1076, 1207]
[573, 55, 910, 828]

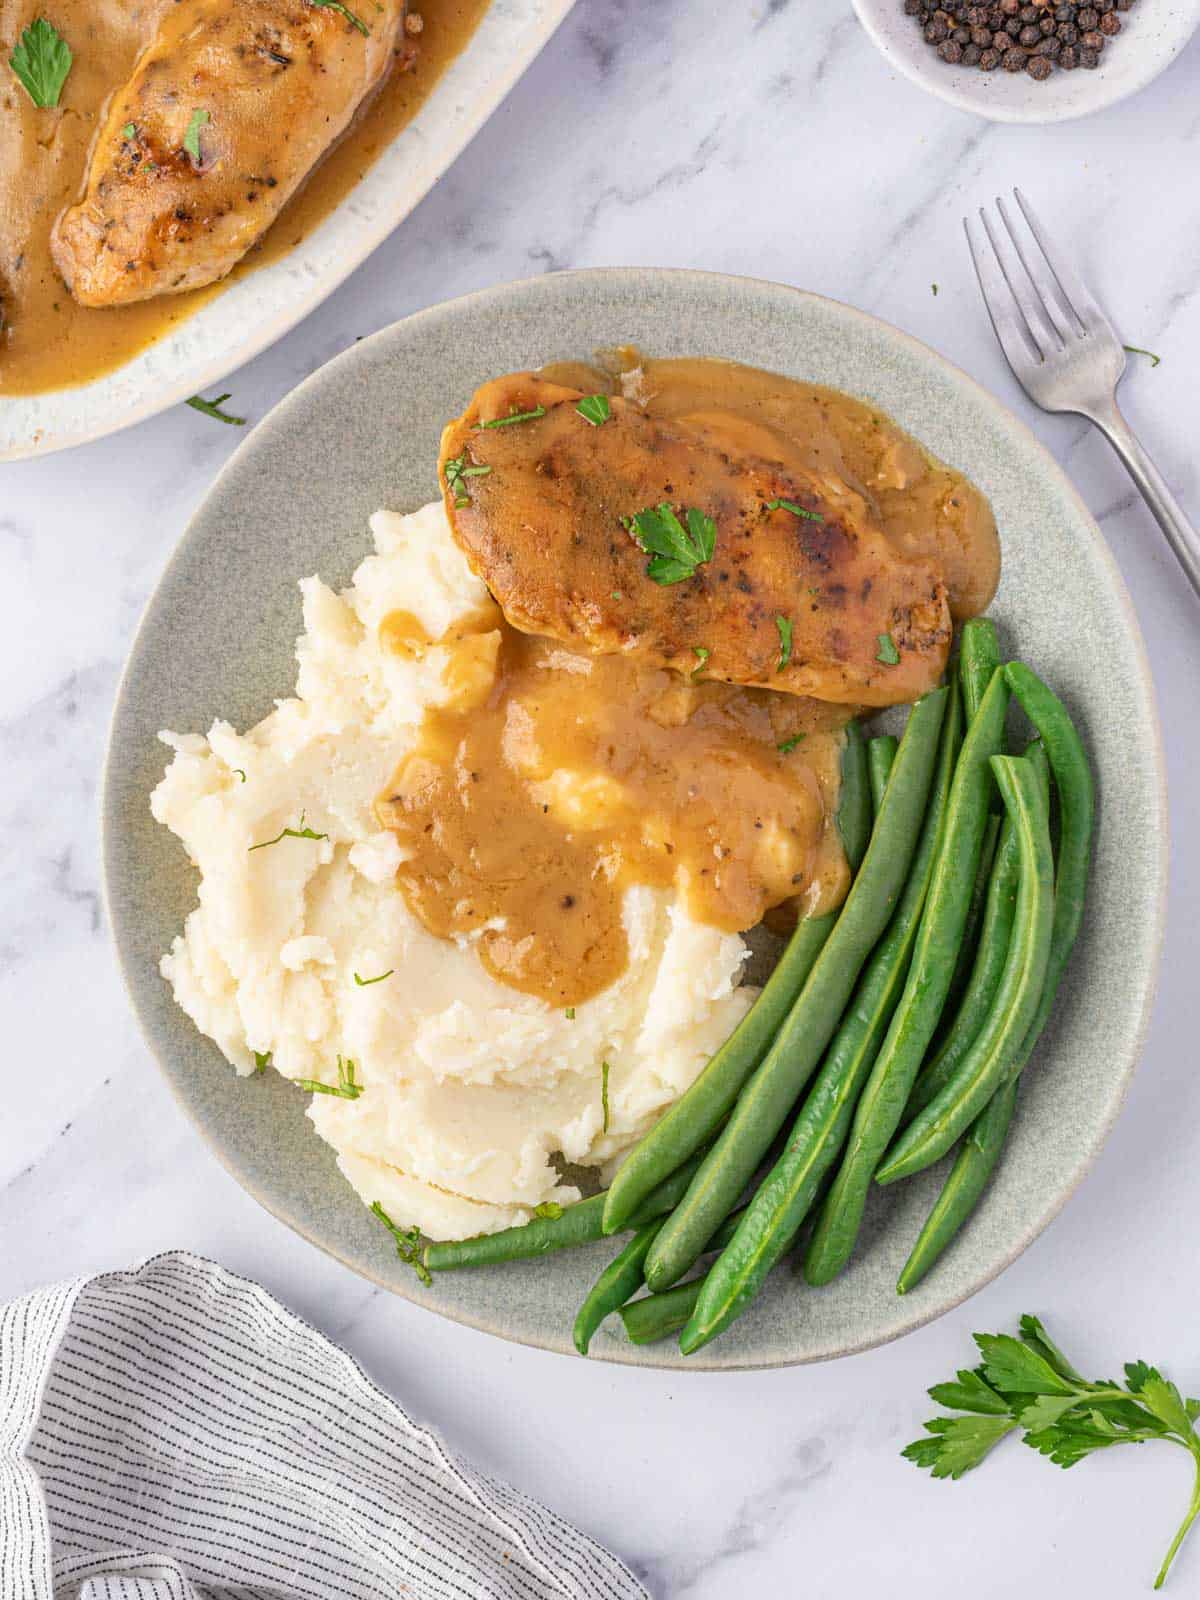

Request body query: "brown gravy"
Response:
[376, 601, 851, 1009]
[0, 0, 489, 396]
[377, 353, 998, 1008]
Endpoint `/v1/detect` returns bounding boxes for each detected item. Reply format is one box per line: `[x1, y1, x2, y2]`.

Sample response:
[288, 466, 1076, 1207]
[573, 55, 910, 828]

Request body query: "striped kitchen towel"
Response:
[0, 1251, 650, 1600]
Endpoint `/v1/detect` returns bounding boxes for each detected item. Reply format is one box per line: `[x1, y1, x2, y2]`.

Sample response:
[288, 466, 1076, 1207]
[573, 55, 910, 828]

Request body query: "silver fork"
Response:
[965, 188, 1200, 599]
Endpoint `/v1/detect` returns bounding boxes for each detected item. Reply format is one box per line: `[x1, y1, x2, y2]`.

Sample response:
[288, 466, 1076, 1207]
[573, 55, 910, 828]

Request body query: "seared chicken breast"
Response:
[440, 374, 953, 707]
[52, 0, 406, 308]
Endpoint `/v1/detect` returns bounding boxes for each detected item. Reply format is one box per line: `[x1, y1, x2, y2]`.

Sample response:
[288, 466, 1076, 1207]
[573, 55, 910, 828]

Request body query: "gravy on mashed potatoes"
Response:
[152, 503, 767, 1241]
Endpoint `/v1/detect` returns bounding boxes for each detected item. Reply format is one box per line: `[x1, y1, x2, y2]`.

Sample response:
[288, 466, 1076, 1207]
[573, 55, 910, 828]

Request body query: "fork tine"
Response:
[1012, 187, 1107, 333]
[979, 202, 1063, 359]
[996, 194, 1075, 345]
[963, 212, 1044, 375]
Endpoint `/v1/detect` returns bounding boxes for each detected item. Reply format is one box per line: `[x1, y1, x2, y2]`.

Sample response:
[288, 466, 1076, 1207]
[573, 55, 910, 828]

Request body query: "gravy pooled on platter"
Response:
[382, 352, 999, 1009]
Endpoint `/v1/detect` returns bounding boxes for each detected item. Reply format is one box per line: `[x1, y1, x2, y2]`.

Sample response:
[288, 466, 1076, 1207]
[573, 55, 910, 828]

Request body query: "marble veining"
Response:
[2, 0, 1199, 1593]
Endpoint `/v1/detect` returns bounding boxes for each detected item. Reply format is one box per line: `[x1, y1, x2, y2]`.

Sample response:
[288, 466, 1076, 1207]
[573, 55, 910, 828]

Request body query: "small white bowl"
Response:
[852, 0, 1200, 122]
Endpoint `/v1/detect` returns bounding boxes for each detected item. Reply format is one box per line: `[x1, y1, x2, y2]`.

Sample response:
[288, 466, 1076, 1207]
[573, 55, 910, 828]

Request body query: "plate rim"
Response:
[1, 0, 577, 464]
[102, 264, 1170, 1369]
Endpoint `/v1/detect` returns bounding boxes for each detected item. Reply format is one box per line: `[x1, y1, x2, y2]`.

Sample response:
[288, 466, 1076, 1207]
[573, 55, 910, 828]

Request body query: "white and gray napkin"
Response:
[0, 1251, 650, 1600]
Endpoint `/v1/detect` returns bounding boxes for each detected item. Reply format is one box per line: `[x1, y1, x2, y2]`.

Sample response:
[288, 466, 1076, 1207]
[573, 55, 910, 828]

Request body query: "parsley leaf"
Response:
[776, 615, 793, 672]
[187, 393, 245, 425]
[182, 107, 209, 164]
[253, 1050, 271, 1073]
[248, 811, 328, 851]
[576, 394, 611, 426]
[1124, 344, 1162, 368]
[296, 1054, 362, 1099]
[904, 1315, 1200, 1589]
[564, 1007, 576, 1020]
[354, 969, 394, 986]
[9, 19, 72, 108]
[478, 405, 546, 430]
[692, 645, 711, 679]
[371, 1201, 431, 1284]
[444, 452, 492, 509]
[233, 768, 247, 782]
[311, 0, 371, 35]
[121, 122, 136, 140]
[627, 503, 716, 587]
[777, 732, 807, 755]
[765, 497, 823, 523]
[533, 1202, 563, 1220]
[601, 1060, 611, 1133]
[876, 631, 900, 666]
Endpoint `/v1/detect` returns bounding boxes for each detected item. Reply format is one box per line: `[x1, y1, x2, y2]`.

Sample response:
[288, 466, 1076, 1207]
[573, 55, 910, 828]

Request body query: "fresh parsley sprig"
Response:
[371, 1202, 431, 1284]
[626, 503, 716, 587]
[904, 1314, 1200, 1589]
[9, 19, 72, 108]
[296, 1054, 362, 1100]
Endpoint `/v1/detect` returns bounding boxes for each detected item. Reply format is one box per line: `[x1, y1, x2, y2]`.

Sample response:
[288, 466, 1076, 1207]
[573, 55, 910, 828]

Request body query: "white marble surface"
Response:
[3, 1, 1200, 1594]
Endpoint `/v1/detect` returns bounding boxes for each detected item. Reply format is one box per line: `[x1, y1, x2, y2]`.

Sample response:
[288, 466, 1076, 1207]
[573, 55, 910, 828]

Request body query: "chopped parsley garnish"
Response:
[692, 646, 711, 678]
[354, 969, 394, 986]
[627, 503, 716, 586]
[876, 632, 901, 666]
[121, 122, 136, 140]
[601, 1060, 611, 1133]
[533, 1202, 564, 1220]
[296, 1054, 362, 1099]
[182, 107, 209, 164]
[253, 1050, 271, 1073]
[187, 393, 245, 425]
[565, 1006, 576, 1020]
[248, 810, 328, 851]
[610, 590, 622, 601]
[1123, 344, 1162, 368]
[311, 0, 372, 35]
[477, 405, 546, 429]
[576, 394, 612, 427]
[233, 768, 247, 782]
[444, 453, 492, 509]
[932, 283, 939, 296]
[776, 615, 793, 672]
[778, 732, 807, 755]
[371, 1202, 431, 1284]
[9, 19, 72, 108]
[765, 497, 823, 523]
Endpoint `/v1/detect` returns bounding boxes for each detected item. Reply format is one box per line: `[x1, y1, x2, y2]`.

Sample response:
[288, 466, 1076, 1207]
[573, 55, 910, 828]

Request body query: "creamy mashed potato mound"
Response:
[153, 503, 757, 1240]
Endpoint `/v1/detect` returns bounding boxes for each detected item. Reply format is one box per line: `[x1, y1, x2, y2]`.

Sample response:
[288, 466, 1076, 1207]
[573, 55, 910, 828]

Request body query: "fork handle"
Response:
[1084, 399, 1200, 599]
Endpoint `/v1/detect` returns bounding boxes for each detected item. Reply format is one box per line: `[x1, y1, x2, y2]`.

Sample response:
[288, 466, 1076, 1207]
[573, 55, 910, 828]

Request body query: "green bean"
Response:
[425, 1145, 709, 1272]
[678, 686, 963, 1354]
[802, 668, 1010, 1286]
[838, 721, 872, 872]
[896, 1077, 1018, 1294]
[644, 687, 950, 1292]
[868, 735, 898, 816]
[906, 741, 1047, 1122]
[875, 753, 1056, 1182]
[1002, 662, 1095, 1068]
[600, 915, 833, 1234]
[602, 718, 876, 1235]
[574, 1221, 662, 1355]
[616, 1207, 749, 1345]
[943, 812, 1000, 1014]
[959, 618, 1001, 723]
[895, 663, 1093, 1287]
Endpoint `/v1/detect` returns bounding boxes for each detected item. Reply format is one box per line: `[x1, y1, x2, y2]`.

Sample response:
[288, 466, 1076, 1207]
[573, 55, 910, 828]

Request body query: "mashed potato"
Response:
[152, 502, 757, 1240]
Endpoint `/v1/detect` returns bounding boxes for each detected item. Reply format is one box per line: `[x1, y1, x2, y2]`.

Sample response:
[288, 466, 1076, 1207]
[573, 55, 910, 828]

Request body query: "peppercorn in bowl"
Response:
[853, 0, 1200, 120]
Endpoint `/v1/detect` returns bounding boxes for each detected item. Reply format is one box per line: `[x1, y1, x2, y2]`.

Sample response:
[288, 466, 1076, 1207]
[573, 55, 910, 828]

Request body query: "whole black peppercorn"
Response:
[1099, 10, 1121, 32]
[1059, 41, 1079, 62]
[966, 4, 988, 21]
[1039, 34, 1062, 54]
[1039, 14, 1056, 32]
[1115, 0, 1133, 9]
[980, 44, 1003, 64]
[1081, 28, 1105, 47]
[971, 24, 993, 42]
[1019, 24, 1041, 42]
[1079, 42, 1100, 62]
[1095, 0, 1115, 10]
[1019, 4, 1038, 19]
[1000, 0, 1020, 15]
[1054, 2, 1073, 17]
[905, 1, 922, 14]
[1026, 51, 1053, 76]
[926, 17, 950, 39]
[953, 25, 971, 40]
[1077, 7, 1099, 25]
[938, 36, 964, 58]
[963, 40, 983, 60]
[1002, 43, 1027, 65]
[1057, 20, 1078, 41]
[1004, 16, 1022, 33]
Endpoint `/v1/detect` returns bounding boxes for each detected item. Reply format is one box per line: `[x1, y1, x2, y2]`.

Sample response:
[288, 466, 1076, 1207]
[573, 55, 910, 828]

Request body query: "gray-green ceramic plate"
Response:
[103, 268, 1167, 1369]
